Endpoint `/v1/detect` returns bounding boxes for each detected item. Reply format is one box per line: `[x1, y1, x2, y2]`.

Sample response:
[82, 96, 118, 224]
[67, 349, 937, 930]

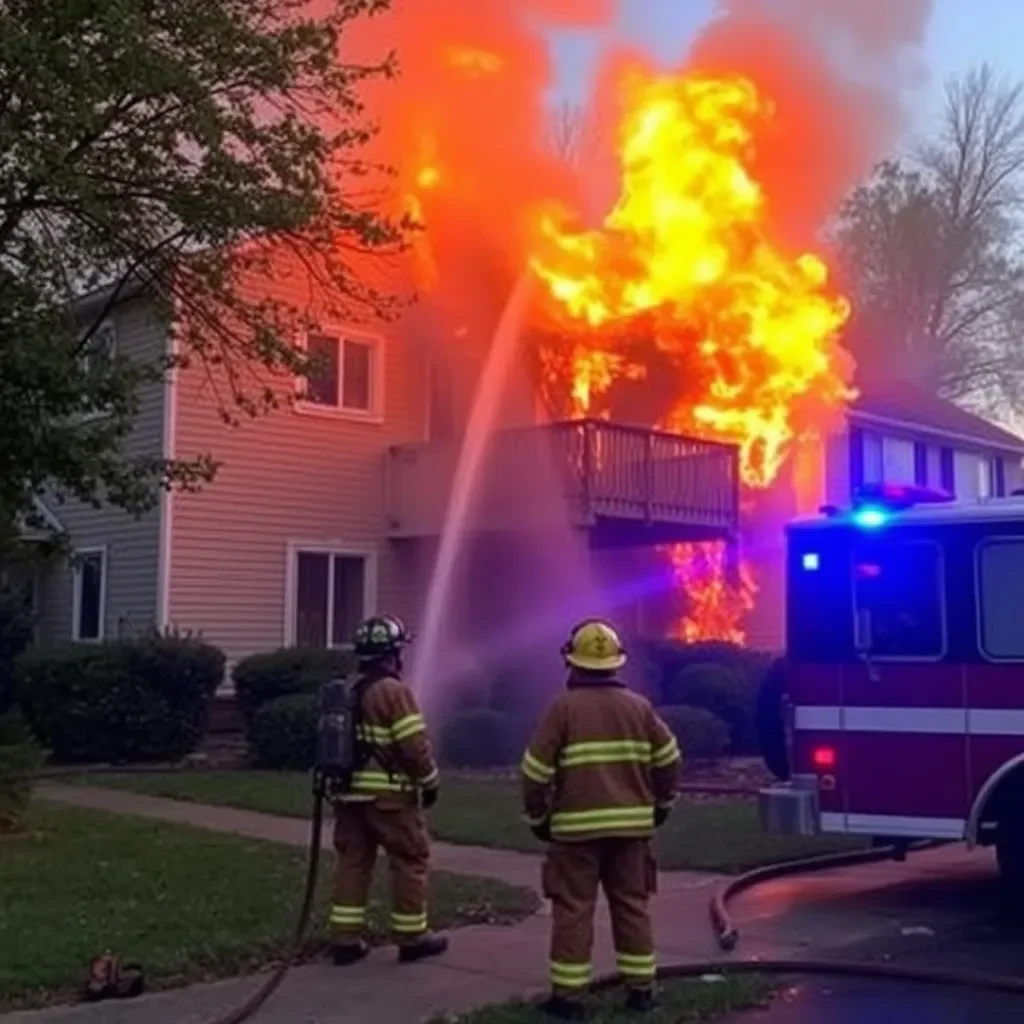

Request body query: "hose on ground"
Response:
[709, 840, 941, 951]
[203, 781, 326, 1024]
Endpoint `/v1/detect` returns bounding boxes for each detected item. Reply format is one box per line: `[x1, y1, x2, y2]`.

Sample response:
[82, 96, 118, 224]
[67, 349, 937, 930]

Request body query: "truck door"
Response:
[845, 535, 968, 839]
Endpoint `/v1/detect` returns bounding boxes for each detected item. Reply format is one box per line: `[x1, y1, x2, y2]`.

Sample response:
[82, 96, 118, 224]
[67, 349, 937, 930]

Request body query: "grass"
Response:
[0, 804, 539, 1011]
[66, 770, 867, 873]
[425, 975, 773, 1022]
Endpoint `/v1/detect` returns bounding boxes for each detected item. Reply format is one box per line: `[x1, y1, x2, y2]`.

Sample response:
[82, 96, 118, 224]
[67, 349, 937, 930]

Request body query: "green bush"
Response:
[248, 693, 318, 771]
[440, 708, 517, 769]
[665, 661, 759, 755]
[232, 647, 354, 722]
[658, 704, 730, 761]
[16, 635, 224, 764]
[0, 710, 45, 833]
[0, 584, 34, 715]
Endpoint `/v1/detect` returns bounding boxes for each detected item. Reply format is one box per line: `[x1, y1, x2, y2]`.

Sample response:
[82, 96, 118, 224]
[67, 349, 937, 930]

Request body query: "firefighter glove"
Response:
[421, 785, 439, 810]
[530, 820, 552, 843]
[654, 806, 670, 828]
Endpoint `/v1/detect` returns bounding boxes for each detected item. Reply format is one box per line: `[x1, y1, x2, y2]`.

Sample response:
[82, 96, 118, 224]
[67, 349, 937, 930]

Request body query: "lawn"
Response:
[68, 770, 866, 873]
[425, 975, 773, 1023]
[0, 804, 539, 1011]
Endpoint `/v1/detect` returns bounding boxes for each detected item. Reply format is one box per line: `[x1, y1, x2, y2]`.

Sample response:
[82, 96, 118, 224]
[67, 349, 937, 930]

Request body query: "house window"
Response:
[301, 332, 380, 415]
[292, 550, 368, 647]
[881, 436, 915, 484]
[852, 540, 945, 660]
[862, 432, 884, 485]
[72, 549, 106, 642]
[977, 539, 1024, 660]
[80, 321, 116, 378]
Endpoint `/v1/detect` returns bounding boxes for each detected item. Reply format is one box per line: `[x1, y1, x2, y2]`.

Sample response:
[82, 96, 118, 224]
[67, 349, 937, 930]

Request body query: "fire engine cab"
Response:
[759, 482, 1024, 896]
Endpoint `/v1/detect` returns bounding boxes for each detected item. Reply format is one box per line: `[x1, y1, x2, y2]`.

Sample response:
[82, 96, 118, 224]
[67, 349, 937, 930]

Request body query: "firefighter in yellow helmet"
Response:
[521, 619, 682, 1019]
[328, 614, 448, 966]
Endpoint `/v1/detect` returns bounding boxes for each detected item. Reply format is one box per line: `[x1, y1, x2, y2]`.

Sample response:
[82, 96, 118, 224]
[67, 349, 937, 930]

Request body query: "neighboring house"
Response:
[23, 275, 1024, 673]
[744, 374, 1024, 650]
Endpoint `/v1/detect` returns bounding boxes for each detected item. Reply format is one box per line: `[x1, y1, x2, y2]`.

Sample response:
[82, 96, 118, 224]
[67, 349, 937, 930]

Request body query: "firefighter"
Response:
[328, 614, 448, 966]
[521, 619, 682, 1019]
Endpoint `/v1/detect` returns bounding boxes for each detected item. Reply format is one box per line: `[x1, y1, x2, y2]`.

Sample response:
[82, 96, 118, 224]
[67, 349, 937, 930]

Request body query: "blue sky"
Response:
[549, 0, 1023, 127]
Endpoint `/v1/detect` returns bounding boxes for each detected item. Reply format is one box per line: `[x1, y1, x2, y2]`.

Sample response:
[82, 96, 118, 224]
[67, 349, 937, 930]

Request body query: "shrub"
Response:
[0, 584, 34, 715]
[658, 705, 730, 761]
[0, 710, 45, 833]
[439, 708, 517, 769]
[665, 661, 759, 755]
[16, 634, 224, 764]
[248, 693, 318, 771]
[232, 647, 354, 722]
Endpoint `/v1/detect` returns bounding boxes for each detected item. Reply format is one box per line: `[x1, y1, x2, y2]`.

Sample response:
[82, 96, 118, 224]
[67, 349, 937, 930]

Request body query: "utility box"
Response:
[758, 774, 821, 837]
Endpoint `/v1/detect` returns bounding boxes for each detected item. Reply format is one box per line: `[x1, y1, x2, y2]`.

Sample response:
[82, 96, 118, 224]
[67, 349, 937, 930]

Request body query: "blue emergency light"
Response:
[847, 482, 953, 528]
[851, 506, 889, 529]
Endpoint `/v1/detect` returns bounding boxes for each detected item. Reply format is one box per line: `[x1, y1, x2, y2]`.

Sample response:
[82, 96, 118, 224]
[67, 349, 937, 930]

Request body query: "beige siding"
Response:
[36, 298, 168, 645]
[167, 275, 429, 671]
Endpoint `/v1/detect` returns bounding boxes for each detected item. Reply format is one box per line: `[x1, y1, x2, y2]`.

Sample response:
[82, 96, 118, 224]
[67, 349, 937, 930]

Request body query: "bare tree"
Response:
[546, 101, 606, 168]
[836, 65, 1024, 410]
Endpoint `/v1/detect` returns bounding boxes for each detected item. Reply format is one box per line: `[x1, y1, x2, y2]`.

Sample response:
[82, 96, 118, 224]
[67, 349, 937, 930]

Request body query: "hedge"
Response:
[665, 661, 758, 755]
[248, 693, 318, 771]
[232, 647, 354, 722]
[0, 710, 44, 833]
[439, 708, 518, 769]
[658, 704, 730, 761]
[16, 634, 224, 764]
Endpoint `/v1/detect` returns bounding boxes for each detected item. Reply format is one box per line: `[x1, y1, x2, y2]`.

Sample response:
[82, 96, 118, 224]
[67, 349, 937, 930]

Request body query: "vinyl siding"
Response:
[166, 267, 429, 672]
[36, 298, 168, 644]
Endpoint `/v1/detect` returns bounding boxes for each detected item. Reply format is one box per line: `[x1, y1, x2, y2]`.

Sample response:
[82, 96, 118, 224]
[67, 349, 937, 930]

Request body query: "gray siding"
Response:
[36, 297, 168, 645]
[166, 265, 429, 672]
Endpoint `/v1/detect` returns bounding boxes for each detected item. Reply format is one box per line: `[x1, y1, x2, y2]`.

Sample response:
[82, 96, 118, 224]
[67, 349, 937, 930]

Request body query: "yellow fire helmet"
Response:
[562, 619, 627, 672]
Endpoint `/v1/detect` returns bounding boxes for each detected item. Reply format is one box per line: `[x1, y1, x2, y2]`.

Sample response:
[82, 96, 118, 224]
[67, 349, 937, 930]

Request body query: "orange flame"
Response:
[530, 71, 852, 644]
[531, 71, 852, 488]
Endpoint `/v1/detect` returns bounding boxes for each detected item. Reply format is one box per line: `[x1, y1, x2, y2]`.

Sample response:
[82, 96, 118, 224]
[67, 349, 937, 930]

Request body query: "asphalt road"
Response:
[725, 845, 1024, 1022]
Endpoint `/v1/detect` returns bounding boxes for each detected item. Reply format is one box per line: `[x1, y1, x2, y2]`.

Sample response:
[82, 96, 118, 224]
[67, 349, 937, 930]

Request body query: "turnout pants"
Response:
[542, 838, 657, 997]
[330, 802, 431, 946]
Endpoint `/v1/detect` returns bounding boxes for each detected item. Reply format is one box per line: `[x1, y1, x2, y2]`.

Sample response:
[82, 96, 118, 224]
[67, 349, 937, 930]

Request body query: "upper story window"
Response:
[72, 548, 106, 642]
[80, 321, 117, 378]
[299, 331, 381, 419]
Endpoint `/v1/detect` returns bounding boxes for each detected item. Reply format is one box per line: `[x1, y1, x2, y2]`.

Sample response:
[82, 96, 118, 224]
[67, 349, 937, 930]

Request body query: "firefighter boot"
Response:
[331, 941, 370, 967]
[540, 995, 588, 1020]
[625, 987, 657, 1013]
[397, 931, 448, 964]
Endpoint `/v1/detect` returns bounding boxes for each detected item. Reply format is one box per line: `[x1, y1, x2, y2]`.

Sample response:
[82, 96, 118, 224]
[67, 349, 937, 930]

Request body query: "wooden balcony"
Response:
[386, 419, 740, 547]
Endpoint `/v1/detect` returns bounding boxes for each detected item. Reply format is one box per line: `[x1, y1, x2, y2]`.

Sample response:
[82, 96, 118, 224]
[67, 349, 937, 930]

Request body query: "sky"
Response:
[549, 0, 1024, 132]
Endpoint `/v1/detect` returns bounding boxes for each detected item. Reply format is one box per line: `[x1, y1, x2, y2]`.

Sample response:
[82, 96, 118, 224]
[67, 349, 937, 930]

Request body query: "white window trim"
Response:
[282, 541, 378, 647]
[71, 545, 108, 643]
[294, 327, 385, 424]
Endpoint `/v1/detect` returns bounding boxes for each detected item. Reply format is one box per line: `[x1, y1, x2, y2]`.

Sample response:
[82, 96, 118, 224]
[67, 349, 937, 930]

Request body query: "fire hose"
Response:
[17, 765, 1024, 1020]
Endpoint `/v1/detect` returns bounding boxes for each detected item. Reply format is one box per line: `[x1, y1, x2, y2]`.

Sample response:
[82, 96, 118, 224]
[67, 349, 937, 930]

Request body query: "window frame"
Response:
[975, 537, 1024, 663]
[71, 546, 108, 643]
[849, 537, 947, 663]
[282, 541, 378, 648]
[294, 327, 385, 423]
[77, 320, 118, 421]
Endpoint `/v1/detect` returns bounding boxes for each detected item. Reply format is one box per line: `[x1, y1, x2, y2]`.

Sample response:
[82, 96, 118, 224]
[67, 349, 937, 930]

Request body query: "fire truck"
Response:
[758, 482, 1024, 897]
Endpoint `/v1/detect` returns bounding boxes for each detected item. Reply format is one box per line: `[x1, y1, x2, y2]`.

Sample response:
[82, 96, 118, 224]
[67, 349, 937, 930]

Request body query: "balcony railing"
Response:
[387, 418, 739, 543]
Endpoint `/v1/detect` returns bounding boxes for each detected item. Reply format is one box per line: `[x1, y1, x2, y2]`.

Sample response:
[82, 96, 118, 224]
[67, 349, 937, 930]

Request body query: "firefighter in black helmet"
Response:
[327, 614, 448, 966]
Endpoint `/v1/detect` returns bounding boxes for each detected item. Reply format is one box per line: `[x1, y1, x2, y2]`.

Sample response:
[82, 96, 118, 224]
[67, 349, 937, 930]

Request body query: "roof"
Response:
[791, 494, 1024, 532]
[850, 374, 1024, 454]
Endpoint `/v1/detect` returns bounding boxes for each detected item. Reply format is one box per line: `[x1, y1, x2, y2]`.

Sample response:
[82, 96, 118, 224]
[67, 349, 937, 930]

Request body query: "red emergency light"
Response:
[812, 746, 837, 770]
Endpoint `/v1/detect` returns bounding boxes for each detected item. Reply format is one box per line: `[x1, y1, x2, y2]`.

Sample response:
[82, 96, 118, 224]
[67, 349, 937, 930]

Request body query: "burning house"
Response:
[19, 0, 1024, 714]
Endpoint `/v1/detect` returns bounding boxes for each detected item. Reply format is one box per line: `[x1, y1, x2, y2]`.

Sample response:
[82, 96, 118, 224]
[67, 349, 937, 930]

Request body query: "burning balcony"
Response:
[386, 418, 739, 546]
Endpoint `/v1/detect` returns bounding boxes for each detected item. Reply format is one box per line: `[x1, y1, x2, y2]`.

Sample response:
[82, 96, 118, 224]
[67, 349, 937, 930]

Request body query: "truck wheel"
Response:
[756, 656, 790, 782]
[996, 806, 1024, 906]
